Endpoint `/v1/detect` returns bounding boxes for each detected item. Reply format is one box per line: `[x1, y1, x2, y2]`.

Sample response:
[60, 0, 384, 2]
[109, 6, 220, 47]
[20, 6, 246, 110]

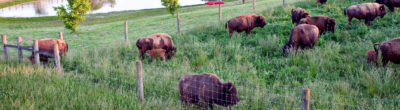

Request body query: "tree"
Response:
[161, 0, 180, 16]
[54, 0, 91, 32]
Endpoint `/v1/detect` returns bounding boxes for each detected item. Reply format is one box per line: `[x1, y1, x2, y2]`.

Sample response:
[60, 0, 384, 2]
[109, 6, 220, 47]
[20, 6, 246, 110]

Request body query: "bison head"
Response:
[257, 16, 266, 28]
[282, 43, 292, 56]
[220, 82, 239, 107]
[326, 18, 336, 33]
[378, 5, 387, 18]
[136, 38, 154, 52]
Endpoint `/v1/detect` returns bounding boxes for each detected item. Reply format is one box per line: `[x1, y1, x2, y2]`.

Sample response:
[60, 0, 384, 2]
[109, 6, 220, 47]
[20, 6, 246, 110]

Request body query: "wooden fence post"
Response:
[33, 40, 40, 66]
[136, 60, 144, 102]
[253, 0, 256, 13]
[124, 21, 128, 44]
[302, 88, 310, 110]
[53, 44, 62, 73]
[1, 34, 8, 60]
[177, 12, 181, 34]
[283, 0, 285, 6]
[17, 36, 23, 62]
[219, 4, 222, 21]
[242, 0, 245, 4]
[59, 32, 63, 40]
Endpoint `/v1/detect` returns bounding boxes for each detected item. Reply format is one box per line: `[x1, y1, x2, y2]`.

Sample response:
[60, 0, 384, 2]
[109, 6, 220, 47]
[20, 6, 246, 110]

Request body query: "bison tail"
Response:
[373, 43, 380, 66]
[225, 21, 228, 29]
[343, 7, 347, 16]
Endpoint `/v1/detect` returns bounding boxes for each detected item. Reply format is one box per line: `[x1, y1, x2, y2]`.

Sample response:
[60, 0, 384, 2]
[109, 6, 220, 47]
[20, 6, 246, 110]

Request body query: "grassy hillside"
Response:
[1, 0, 400, 109]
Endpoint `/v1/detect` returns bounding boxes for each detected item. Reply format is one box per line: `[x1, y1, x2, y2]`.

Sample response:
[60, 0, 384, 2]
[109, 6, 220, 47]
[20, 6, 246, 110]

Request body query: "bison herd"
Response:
[23, 0, 400, 109]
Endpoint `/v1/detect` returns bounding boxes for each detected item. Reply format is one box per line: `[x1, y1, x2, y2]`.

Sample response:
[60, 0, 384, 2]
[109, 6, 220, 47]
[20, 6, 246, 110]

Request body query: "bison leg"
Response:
[229, 29, 234, 38]
[365, 19, 371, 26]
[208, 103, 214, 110]
[140, 52, 145, 59]
[245, 30, 251, 36]
[382, 58, 389, 67]
[348, 16, 353, 25]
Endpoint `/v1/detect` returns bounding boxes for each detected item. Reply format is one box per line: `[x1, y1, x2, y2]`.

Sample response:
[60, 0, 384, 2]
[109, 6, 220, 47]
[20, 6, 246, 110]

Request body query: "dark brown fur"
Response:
[136, 33, 177, 60]
[299, 16, 336, 34]
[225, 14, 266, 37]
[283, 24, 319, 55]
[145, 49, 166, 62]
[376, 0, 400, 12]
[317, 0, 327, 4]
[366, 50, 377, 64]
[179, 73, 239, 109]
[28, 39, 68, 64]
[344, 3, 387, 25]
[374, 38, 400, 67]
[291, 8, 310, 24]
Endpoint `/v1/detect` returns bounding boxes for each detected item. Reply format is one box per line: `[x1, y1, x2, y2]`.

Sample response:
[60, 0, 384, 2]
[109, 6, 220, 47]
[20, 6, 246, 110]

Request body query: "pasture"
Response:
[1, 0, 400, 109]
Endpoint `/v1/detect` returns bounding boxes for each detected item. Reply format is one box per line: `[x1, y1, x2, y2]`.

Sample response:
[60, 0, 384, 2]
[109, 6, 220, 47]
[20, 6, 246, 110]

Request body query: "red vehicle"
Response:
[205, 1, 225, 5]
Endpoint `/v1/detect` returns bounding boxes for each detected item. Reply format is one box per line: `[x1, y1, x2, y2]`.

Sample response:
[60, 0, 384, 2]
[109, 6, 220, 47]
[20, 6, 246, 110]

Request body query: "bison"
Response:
[145, 49, 166, 62]
[366, 50, 377, 64]
[179, 73, 239, 109]
[225, 14, 266, 38]
[298, 16, 336, 34]
[283, 24, 319, 55]
[373, 38, 400, 67]
[136, 33, 177, 60]
[344, 3, 387, 25]
[376, 0, 400, 12]
[317, 0, 327, 4]
[291, 8, 310, 24]
[28, 39, 68, 64]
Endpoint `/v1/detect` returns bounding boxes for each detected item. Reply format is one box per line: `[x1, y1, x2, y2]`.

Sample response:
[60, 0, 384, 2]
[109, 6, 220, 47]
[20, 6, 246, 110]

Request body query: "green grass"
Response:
[1, 0, 400, 109]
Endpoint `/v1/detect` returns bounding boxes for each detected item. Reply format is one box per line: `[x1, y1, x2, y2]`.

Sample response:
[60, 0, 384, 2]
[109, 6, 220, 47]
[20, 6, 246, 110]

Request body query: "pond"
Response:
[0, 0, 209, 17]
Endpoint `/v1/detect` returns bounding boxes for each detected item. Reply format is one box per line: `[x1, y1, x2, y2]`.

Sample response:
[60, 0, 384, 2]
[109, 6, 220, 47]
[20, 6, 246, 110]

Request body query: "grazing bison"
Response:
[291, 8, 310, 24]
[283, 24, 319, 55]
[225, 14, 266, 38]
[376, 0, 400, 12]
[373, 38, 400, 67]
[317, 0, 327, 4]
[179, 73, 239, 109]
[28, 39, 68, 64]
[136, 33, 177, 60]
[299, 16, 336, 34]
[344, 3, 387, 25]
[366, 50, 377, 64]
[145, 49, 166, 62]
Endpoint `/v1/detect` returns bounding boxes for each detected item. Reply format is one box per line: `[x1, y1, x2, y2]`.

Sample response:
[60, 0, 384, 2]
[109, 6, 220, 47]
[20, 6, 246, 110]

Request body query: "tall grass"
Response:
[1, 0, 400, 109]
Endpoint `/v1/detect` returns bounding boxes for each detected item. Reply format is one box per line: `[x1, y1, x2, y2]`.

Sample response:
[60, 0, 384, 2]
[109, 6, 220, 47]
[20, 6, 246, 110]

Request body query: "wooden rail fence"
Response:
[1, 33, 64, 72]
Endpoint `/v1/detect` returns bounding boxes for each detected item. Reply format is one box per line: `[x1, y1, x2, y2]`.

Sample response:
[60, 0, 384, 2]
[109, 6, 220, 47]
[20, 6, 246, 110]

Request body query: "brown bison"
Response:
[291, 8, 310, 24]
[317, 0, 327, 4]
[283, 24, 319, 55]
[373, 38, 400, 67]
[136, 33, 177, 60]
[145, 49, 166, 62]
[28, 39, 68, 64]
[344, 3, 387, 25]
[298, 16, 336, 34]
[179, 73, 239, 109]
[366, 50, 377, 64]
[376, 0, 400, 12]
[225, 14, 266, 38]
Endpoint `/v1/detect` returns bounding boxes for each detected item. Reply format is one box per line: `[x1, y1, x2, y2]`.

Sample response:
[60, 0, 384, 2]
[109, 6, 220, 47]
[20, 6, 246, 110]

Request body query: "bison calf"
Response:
[179, 73, 239, 109]
[28, 39, 68, 64]
[344, 3, 386, 25]
[291, 8, 310, 24]
[145, 49, 166, 62]
[283, 24, 319, 55]
[376, 0, 400, 12]
[299, 16, 336, 34]
[136, 33, 177, 60]
[225, 14, 266, 38]
[373, 38, 400, 67]
[366, 50, 377, 64]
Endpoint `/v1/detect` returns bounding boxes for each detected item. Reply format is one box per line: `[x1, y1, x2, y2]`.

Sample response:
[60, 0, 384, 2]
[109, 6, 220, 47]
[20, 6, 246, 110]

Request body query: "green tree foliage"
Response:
[161, 0, 180, 16]
[54, 0, 91, 32]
